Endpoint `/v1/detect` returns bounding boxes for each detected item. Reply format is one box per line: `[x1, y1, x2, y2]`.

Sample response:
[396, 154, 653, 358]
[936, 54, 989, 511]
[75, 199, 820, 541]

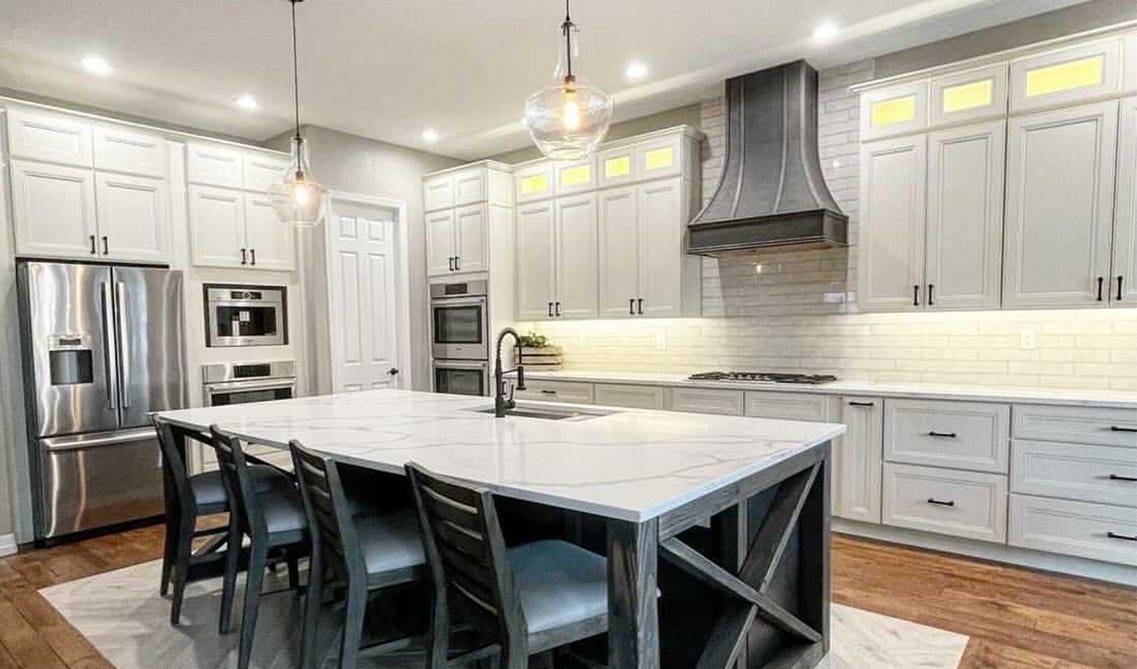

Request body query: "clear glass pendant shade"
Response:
[269, 135, 326, 226]
[523, 21, 613, 160]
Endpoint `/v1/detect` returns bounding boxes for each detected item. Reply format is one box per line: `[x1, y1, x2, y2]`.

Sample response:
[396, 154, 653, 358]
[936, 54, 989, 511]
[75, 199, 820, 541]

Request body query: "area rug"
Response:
[40, 559, 968, 668]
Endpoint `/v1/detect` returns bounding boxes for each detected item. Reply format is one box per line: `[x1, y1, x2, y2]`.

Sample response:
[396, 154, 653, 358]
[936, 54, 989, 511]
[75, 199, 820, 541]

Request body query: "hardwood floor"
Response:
[0, 526, 1132, 668]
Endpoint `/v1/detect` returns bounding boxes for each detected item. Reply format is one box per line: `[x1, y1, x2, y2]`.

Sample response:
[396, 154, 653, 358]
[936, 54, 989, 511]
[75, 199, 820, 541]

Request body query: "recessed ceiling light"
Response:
[625, 61, 649, 82]
[421, 128, 439, 143]
[234, 94, 259, 111]
[81, 55, 112, 76]
[813, 22, 840, 41]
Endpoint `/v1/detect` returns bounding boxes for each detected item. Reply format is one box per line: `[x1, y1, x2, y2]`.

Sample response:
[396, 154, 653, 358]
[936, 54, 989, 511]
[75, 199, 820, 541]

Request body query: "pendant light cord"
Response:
[562, 0, 574, 82]
[291, 0, 301, 141]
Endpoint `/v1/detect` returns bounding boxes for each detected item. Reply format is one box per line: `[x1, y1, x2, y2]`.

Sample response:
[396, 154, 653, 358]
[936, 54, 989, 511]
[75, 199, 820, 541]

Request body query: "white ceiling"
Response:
[0, 0, 1091, 159]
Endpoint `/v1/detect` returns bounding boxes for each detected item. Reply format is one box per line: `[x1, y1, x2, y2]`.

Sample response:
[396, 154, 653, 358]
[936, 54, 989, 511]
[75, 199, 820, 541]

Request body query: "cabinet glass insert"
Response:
[644, 146, 674, 170]
[1025, 55, 1104, 97]
[604, 155, 632, 178]
[942, 79, 994, 113]
[560, 165, 591, 186]
[520, 173, 550, 195]
[871, 95, 917, 127]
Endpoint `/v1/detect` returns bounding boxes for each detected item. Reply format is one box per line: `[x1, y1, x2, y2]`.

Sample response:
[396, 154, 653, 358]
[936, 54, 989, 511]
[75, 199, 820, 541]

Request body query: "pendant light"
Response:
[523, 0, 613, 160]
[270, 0, 326, 225]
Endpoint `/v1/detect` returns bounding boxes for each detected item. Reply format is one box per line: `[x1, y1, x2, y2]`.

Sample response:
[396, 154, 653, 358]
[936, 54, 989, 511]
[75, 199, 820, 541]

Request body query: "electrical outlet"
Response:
[1019, 328, 1036, 350]
[656, 333, 667, 351]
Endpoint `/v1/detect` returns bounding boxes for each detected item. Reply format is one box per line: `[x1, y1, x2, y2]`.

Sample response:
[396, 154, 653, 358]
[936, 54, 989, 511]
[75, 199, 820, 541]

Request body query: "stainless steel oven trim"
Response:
[205, 284, 288, 348]
[430, 294, 489, 360]
[431, 359, 490, 395]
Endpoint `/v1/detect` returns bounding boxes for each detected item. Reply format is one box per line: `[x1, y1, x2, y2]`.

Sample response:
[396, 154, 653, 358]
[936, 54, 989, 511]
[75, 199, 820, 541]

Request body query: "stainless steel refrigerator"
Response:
[17, 260, 187, 541]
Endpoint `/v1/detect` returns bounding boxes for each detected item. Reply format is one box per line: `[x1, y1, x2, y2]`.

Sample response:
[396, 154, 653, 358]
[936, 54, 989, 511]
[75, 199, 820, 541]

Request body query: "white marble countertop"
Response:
[157, 389, 845, 522]
[523, 370, 1137, 409]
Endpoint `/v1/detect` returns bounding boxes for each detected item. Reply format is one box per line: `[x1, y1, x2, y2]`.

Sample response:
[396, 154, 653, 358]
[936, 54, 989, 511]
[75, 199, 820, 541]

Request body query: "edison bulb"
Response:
[562, 90, 582, 131]
[293, 183, 311, 206]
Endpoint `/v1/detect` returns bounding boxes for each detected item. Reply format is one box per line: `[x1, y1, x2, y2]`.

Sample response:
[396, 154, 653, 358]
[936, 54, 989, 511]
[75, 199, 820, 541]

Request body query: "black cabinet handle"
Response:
[927, 431, 957, 438]
[629, 298, 635, 315]
[1107, 474, 1137, 482]
[454, 256, 460, 271]
[540, 389, 556, 395]
[637, 298, 644, 315]
[555, 301, 562, 317]
[1118, 276, 1124, 301]
[240, 248, 247, 265]
[913, 284, 920, 306]
[848, 401, 875, 407]
[926, 498, 955, 507]
[547, 302, 553, 317]
[1096, 276, 1104, 301]
[1107, 531, 1137, 542]
[1109, 425, 1137, 433]
[448, 257, 454, 272]
[927, 284, 935, 306]
[101, 236, 109, 255]
[89, 234, 97, 255]
[250, 248, 256, 266]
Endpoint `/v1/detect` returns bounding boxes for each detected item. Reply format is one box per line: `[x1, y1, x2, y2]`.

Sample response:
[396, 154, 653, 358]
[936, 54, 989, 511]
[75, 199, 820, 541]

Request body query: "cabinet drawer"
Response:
[884, 399, 1010, 473]
[1011, 440, 1137, 507]
[514, 380, 593, 405]
[186, 142, 243, 188]
[242, 153, 289, 192]
[1009, 494, 1137, 566]
[744, 392, 833, 421]
[668, 388, 743, 416]
[93, 124, 167, 177]
[595, 383, 665, 410]
[6, 108, 93, 166]
[883, 463, 1007, 542]
[1013, 404, 1137, 448]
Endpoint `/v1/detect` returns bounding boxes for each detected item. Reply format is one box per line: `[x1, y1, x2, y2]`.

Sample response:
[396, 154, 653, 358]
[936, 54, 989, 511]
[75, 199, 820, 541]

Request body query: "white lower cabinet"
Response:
[668, 388, 743, 416]
[834, 398, 884, 523]
[1009, 494, 1137, 566]
[9, 159, 98, 259]
[883, 462, 1008, 543]
[744, 391, 834, 421]
[514, 379, 593, 404]
[1010, 440, 1137, 508]
[95, 172, 169, 263]
[594, 383, 665, 410]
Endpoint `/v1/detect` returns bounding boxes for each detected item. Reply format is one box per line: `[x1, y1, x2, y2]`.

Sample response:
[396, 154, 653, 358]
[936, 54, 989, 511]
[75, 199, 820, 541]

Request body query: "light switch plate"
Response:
[1019, 328, 1036, 350]
[656, 333, 667, 350]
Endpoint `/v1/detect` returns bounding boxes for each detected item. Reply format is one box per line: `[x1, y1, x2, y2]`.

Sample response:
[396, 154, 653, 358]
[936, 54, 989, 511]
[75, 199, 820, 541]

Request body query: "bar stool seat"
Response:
[356, 509, 427, 585]
[258, 487, 308, 541]
[190, 466, 293, 513]
[508, 540, 608, 634]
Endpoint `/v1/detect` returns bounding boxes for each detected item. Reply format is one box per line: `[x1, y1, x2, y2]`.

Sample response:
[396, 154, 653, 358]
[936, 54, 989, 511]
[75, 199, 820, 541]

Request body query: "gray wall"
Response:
[265, 126, 462, 390]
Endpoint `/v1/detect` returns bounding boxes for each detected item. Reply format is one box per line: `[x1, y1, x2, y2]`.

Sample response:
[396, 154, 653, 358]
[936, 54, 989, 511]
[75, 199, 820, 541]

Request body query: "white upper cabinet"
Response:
[1125, 32, 1137, 94]
[515, 201, 556, 320]
[637, 178, 686, 317]
[188, 185, 246, 268]
[95, 172, 169, 263]
[424, 209, 456, 276]
[554, 157, 597, 196]
[422, 164, 509, 276]
[598, 186, 640, 318]
[186, 142, 244, 188]
[635, 133, 684, 180]
[597, 144, 638, 188]
[930, 64, 1008, 127]
[243, 194, 295, 270]
[1010, 38, 1122, 113]
[860, 81, 929, 141]
[423, 164, 509, 212]
[454, 204, 488, 274]
[6, 108, 93, 166]
[1113, 95, 1137, 305]
[242, 153, 289, 193]
[553, 193, 599, 319]
[9, 159, 98, 259]
[1003, 101, 1117, 308]
[453, 168, 487, 206]
[515, 161, 554, 203]
[92, 125, 167, 178]
[423, 175, 456, 211]
[925, 121, 1005, 310]
[859, 134, 927, 311]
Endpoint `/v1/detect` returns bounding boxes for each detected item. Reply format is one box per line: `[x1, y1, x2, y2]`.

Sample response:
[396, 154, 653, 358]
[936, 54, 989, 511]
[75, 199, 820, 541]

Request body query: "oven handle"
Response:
[204, 379, 297, 393]
[433, 360, 489, 371]
[430, 296, 488, 308]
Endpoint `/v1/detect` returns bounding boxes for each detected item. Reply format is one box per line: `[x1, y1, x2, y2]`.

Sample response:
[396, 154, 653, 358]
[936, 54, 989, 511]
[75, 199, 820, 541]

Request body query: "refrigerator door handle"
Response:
[100, 281, 118, 410]
[42, 427, 157, 451]
[115, 281, 131, 409]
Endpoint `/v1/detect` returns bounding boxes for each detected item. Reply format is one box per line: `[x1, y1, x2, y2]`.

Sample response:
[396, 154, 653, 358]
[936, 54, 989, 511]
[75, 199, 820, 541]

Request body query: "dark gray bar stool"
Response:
[290, 439, 428, 669]
[406, 462, 610, 669]
[211, 425, 309, 669]
[153, 417, 292, 626]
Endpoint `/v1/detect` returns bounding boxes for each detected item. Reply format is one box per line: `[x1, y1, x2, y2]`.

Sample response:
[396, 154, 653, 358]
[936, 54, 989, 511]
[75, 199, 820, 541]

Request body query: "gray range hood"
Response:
[688, 60, 848, 256]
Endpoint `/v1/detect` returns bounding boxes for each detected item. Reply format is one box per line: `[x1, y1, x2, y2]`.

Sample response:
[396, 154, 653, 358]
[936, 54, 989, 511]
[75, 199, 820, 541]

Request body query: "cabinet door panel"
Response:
[554, 193, 599, 318]
[186, 142, 243, 188]
[515, 162, 554, 203]
[95, 172, 169, 263]
[516, 202, 556, 320]
[454, 168, 487, 206]
[1010, 38, 1122, 113]
[1003, 102, 1117, 308]
[425, 210, 456, 277]
[244, 194, 295, 270]
[638, 178, 684, 317]
[93, 125, 167, 177]
[455, 204, 488, 273]
[9, 160, 98, 259]
[423, 175, 454, 212]
[926, 121, 1005, 310]
[188, 185, 245, 268]
[1113, 95, 1137, 304]
[242, 153, 289, 193]
[835, 397, 884, 523]
[858, 136, 927, 311]
[6, 109, 93, 166]
[597, 186, 639, 318]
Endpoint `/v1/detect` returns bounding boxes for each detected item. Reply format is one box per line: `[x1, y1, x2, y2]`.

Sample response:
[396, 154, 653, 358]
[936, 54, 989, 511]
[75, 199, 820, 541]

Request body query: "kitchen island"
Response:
[158, 389, 845, 668]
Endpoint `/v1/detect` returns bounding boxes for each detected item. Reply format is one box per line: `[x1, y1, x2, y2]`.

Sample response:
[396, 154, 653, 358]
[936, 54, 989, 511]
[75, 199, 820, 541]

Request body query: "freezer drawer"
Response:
[38, 428, 164, 539]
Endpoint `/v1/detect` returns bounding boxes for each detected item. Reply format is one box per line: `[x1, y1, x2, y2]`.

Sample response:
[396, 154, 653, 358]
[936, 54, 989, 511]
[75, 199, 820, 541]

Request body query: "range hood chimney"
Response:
[688, 60, 848, 256]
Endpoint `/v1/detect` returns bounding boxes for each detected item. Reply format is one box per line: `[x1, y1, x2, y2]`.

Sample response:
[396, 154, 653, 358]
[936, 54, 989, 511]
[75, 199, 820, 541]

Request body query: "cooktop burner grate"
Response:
[688, 371, 838, 385]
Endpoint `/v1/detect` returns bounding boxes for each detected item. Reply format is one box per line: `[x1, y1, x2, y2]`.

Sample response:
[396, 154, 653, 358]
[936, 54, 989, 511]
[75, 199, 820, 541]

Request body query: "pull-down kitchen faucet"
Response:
[493, 327, 526, 417]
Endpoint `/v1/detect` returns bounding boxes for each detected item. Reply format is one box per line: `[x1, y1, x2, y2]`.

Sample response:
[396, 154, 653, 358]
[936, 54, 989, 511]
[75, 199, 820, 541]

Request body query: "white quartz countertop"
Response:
[157, 389, 844, 522]
[523, 370, 1137, 409]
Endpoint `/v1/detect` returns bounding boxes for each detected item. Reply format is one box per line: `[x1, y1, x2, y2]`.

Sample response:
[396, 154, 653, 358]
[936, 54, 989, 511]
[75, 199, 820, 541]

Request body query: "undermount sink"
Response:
[470, 404, 616, 421]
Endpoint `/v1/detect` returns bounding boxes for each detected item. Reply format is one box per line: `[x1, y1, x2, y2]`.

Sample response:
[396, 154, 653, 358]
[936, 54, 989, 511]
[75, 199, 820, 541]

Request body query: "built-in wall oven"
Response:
[432, 359, 490, 396]
[205, 284, 288, 348]
[430, 280, 488, 361]
[203, 360, 296, 406]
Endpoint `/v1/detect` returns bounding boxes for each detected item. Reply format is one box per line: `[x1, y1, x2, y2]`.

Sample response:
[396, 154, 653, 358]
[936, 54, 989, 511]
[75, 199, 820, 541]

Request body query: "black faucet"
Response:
[493, 327, 526, 417]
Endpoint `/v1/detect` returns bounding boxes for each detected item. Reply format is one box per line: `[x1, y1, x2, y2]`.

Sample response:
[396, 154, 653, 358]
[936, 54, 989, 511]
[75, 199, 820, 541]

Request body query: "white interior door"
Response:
[327, 196, 407, 392]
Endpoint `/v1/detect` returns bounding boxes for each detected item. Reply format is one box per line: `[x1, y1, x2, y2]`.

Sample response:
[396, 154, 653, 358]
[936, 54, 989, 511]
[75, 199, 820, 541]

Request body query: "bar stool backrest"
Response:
[289, 440, 365, 580]
[210, 425, 266, 537]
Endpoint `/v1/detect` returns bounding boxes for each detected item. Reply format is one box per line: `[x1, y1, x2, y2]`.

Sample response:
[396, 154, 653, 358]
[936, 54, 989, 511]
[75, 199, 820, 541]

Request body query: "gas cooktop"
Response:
[688, 371, 838, 385]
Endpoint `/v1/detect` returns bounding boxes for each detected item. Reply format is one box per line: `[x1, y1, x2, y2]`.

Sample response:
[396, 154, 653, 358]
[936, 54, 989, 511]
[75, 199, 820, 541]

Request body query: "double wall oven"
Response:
[430, 280, 490, 396]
